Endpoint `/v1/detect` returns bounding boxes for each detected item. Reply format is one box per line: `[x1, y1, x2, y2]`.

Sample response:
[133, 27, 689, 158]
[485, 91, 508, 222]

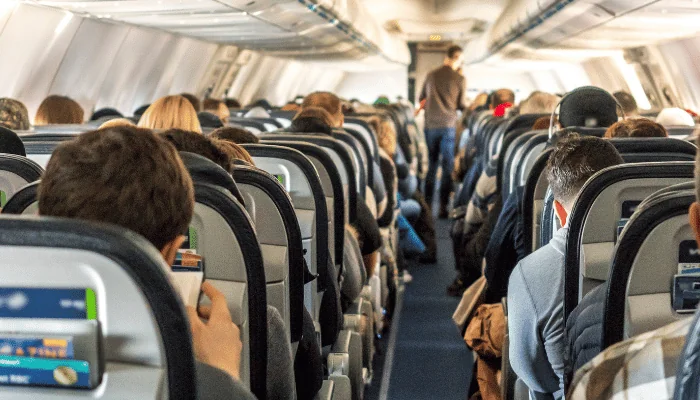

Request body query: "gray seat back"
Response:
[0, 216, 197, 399]
[564, 162, 696, 321]
[0, 154, 43, 207]
[603, 188, 696, 349]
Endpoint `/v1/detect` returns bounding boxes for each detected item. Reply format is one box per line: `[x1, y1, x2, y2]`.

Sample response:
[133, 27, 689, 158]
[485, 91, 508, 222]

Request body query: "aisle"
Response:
[380, 218, 473, 400]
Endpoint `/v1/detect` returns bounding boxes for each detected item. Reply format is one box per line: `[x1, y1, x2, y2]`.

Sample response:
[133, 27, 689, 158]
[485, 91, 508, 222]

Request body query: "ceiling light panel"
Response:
[35, 0, 229, 15]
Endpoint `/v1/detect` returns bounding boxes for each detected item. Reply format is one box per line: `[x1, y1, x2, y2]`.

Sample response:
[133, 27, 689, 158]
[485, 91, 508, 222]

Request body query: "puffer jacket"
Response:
[565, 282, 606, 385]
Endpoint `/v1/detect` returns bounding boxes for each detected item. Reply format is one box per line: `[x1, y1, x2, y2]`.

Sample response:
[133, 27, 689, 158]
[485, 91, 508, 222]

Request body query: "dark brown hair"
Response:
[210, 126, 260, 144]
[39, 126, 194, 250]
[604, 119, 668, 138]
[160, 129, 232, 171]
[180, 93, 201, 112]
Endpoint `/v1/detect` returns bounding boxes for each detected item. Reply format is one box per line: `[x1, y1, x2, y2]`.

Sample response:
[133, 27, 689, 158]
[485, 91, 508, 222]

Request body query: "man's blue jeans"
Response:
[424, 127, 456, 209]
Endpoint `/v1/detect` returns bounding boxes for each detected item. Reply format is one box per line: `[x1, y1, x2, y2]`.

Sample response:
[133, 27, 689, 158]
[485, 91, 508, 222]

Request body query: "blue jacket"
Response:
[565, 282, 606, 385]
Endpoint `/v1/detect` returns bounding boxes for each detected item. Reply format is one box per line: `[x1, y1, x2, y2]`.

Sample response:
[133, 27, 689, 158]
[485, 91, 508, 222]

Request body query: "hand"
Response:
[186, 281, 243, 381]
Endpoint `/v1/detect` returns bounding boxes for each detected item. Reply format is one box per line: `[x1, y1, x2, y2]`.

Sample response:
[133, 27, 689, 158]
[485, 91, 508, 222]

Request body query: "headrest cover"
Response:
[559, 86, 618, 128]
[179, 152, 245, 206]
[0, 126, 26, 156]
[198, 112, 223, 129]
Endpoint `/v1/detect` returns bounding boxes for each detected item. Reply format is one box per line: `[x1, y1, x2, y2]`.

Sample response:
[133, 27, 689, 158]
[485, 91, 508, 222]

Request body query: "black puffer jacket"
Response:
[565, 282, 606, 384]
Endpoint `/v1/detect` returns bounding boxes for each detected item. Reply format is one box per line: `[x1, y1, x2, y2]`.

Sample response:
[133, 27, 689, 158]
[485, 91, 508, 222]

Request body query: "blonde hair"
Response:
[35, 95, 84, 125]
[302, 92, 343, 127]
[520, 92, 560, 114]
[98, 118, 135, 130]
[138, 95, 202, 133]
[376, 116, 397, 156]
[203, 98, 230, 124]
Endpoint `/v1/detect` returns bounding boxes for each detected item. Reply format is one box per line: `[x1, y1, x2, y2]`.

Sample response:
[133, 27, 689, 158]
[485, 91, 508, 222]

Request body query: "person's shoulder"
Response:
[518, 239, 565, 277]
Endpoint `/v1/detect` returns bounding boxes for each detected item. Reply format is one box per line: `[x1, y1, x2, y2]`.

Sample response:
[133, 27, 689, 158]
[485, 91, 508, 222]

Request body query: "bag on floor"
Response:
[452, 275, 486, 335]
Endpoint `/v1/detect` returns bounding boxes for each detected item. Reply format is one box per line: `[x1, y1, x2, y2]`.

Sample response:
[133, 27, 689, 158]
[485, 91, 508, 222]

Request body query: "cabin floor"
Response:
[366, 218, 473, 400]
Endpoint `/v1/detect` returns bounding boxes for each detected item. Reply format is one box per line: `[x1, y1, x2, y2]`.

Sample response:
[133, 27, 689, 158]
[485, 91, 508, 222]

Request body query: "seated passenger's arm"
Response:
[507, 265, 562, 394]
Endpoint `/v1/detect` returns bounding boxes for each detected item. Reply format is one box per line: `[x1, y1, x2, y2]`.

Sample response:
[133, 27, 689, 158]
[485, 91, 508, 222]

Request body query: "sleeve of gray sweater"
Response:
[507, 263, 565, 399]
[196, 361, 257, 400]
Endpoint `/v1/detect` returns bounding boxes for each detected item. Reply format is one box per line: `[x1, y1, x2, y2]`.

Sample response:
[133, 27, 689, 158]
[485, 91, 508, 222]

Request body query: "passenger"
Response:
[281, 103, 301, 112]
[508, 135, 623, 399]
[289, 107, 334, 135]
[225, 98, 241, 109]
[180, 93, 202, 112]
[656, 107, 695, 128]
[213, 140, 255, 166]
[37, 126, 254, 399]
[138, 95, 202, 133]
[613, 91, 639, 118]
[469, 92, 489, 111]
[210, 126, 260, 144]
[419, 45, 467, 217]
[532, 116, 556, 131]
[290, 103, 382, 279]
[98, 118, 135, 129]
[0, 98, 30, 131]
[34, 95, 84, 125]
[519, 92, 560, 115]
[198, 111, 224, 129]
[567, 134, 700, 400]
[160, 129, 232, 171]
[301, 92, 388, 217]
[203, 98, 231, 125]
[90, 107, 123, 122]
[604, 118, 668, 138]
[0, 126, 27, 156]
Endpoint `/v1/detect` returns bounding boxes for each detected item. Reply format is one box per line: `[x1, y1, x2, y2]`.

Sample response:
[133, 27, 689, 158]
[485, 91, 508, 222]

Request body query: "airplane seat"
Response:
[343, 127, 376, 186]
[666, 126, 696, 139]
[241, 145, 357, 399]
[602, 187, 696, 350]
[607, 137, 697, 162]
[232, 165, 306, 344]
[501, 131, 540, 197]
[343, 118, 380, 162]
[514, 133, 549, 191]
[333, 130, 370, 191]
[485, 118, 511, 161]
[179, 152, 246, 205]
[187, 178, 269, 398]
[3, 181, 39, 215]
[19, 133, 76, 168]
[563, 162, 696, 324]
[228, 117, 268, 133]
[522, 148, 553, 253]
[0, 154, 43, 207]
[0, 216, 197, 399]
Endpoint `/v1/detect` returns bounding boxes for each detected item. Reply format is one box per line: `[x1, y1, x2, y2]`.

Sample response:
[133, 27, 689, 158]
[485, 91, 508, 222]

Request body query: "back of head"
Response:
[133, 104, 150, 118]
[90, 107, 123, 122]
[213, 139, 255, 166]
[0, 126, 26, 156]
[202, 99, 230, 124]
[470, 93, 489, 111]
[613, 91, 638, 117]
[376, 115, 397, 156]
[281, 103, 301, 112]
[244, 107, 271, 119]
[138, 95, 202, 133]
[446, 45, 463, 62]
[532, 116, 555, 131]
[559, 86, 618, 128]
[160, 128, 231, 171]
[210, 126, 259, 144]
[197, 111, 224, 129]
[302, 92, 343, 128]
[0, 98, 30, 131]
[546, 135, 624, 209]
[224, 98, 241, 109]
[35, 95, 84, 125]
[180, 93, 201, 112]
[39, 126, 194, 250]
[248, 99, 272, 110]
[491, 89, 515, 109]
[290, 107, 334, 135]
[604, 119, 668, 138]
[98, 118, 135, 130]
[657, 107, 695, 128]
[696, 135, 700, 202]
[520, 92, 560, 114]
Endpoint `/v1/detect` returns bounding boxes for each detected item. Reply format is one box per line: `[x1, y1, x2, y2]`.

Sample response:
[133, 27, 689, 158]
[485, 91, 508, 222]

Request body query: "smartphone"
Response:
[169, 250, 205, 308]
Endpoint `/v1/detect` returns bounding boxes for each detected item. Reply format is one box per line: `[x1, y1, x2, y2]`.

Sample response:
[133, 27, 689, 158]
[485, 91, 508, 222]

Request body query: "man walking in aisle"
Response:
[419, 44, 467, 218]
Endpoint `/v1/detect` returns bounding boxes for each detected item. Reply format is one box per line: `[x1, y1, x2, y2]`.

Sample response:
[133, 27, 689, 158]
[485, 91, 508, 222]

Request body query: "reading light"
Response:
[429, 34, 442, 41]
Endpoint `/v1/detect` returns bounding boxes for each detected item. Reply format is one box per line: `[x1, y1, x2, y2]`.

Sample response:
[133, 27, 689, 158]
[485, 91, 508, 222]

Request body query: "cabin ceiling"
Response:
[361, 0, 508, 42]
[28, 0, 410, 64]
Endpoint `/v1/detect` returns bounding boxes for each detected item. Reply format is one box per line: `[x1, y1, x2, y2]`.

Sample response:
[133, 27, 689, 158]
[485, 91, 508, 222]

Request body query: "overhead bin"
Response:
[33, 0, 410, 64]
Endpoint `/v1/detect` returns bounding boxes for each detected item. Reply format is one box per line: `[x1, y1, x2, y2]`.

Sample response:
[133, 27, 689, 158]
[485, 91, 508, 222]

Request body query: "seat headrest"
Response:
[0, 126, 26, 156]
[198, 111, 223, 128]
[179, 152, 245, 206]
[560, 86, 618, 128]
[608, 137, 697, 158]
